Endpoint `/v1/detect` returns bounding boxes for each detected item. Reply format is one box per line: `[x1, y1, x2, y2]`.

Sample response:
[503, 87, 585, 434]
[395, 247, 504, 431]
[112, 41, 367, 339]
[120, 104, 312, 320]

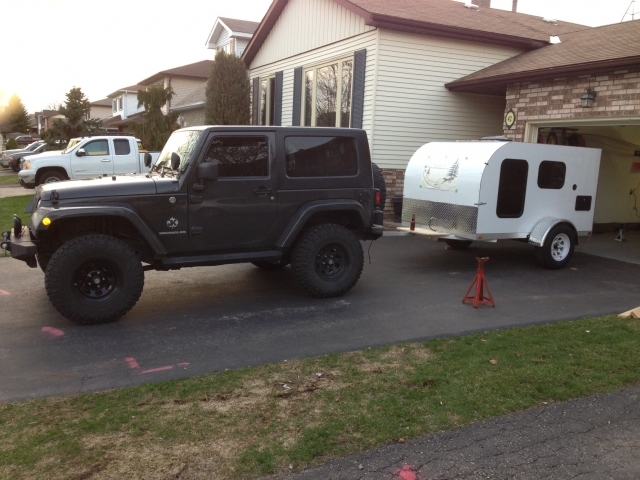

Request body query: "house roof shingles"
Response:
[172, 83, 206, 111]
[447, 19, 640, 94]
[138, 60, 213, 86]
[218, 17, 259, 35]
[107, 85, 145, 98]
[243, 0, 590, 65]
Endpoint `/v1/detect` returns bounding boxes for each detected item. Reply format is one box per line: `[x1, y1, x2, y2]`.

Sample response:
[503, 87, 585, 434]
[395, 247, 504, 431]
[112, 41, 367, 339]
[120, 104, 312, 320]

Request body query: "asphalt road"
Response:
[1, 234, 639, 402]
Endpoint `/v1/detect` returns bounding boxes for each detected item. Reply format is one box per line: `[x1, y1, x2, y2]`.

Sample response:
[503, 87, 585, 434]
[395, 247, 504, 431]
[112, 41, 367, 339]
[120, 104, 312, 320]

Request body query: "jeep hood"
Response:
[38, 175, 180, 201]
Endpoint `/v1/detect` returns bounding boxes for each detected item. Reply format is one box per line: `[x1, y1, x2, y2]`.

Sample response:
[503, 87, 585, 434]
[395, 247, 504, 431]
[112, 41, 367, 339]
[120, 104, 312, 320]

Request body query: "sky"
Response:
[1, 0, 638, 113]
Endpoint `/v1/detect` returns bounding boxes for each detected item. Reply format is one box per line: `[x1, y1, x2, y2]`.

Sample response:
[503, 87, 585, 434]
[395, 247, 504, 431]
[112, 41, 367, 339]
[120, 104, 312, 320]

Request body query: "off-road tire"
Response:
[45, 234, 144, 324]
[251, 261, 287, 270]
[372, 163, 387, 208]
[535, 224, 576, 270]
[291, 224, 364, 298]
[445, 239, 473, 250]
[38, 170, 66, 186]
[36, 253, 50, 273]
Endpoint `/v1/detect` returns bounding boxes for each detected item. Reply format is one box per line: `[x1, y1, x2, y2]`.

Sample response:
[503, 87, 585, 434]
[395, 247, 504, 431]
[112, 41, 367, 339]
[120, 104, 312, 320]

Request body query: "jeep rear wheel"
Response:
[291, 224, 364, 298]
[45, 235, 144, 324]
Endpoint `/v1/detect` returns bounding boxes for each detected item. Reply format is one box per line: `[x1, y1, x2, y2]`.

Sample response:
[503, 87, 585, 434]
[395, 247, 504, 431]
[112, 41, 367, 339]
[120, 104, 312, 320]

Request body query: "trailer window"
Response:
[497, 159, 528, 218]
[538, 161, 566, 189]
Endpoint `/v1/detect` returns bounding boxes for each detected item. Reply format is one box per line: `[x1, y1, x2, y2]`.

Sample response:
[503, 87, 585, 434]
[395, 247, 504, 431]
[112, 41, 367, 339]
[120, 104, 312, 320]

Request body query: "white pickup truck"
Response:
[18, 135, 160, 188]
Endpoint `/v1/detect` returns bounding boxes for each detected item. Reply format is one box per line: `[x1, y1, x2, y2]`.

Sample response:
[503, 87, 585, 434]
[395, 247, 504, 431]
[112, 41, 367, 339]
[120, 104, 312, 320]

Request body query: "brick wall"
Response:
[179, 108, 206, 128]
[381, 168, 405, 218]
[504, 67, 640, 141]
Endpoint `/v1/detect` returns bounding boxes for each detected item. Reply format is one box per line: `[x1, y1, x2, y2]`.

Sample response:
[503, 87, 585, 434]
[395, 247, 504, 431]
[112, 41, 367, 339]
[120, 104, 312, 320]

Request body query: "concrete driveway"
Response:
[1, 234, 639, 402]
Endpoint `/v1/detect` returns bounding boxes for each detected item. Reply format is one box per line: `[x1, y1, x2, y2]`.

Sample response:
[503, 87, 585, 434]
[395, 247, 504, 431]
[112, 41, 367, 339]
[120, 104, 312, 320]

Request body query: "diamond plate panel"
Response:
[402, 198, 478, 235]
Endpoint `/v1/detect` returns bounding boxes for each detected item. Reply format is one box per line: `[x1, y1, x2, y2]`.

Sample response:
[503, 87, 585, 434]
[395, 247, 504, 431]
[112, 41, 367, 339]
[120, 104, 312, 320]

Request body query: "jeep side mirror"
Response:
[76, 148, 86, 157]
[170, 152, 180, 170]
[144, 152, 152, 168]
[197, 162, 218, 182]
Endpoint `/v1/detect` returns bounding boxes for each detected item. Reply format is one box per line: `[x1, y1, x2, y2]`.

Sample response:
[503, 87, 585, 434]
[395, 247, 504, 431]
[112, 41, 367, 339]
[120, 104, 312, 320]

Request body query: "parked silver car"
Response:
[1, 141, 44, 169]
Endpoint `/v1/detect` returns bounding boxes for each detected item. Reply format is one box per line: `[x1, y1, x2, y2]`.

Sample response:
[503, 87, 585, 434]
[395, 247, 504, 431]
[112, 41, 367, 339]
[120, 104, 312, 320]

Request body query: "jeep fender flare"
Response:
[31, 205, 168, 255]
[276, 200, 368, 248]
[528, 217, 579, 247]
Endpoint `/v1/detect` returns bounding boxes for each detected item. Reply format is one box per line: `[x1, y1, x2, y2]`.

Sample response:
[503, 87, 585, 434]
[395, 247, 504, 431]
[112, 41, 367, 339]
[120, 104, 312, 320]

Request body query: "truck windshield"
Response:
[155, 130, 202, 171]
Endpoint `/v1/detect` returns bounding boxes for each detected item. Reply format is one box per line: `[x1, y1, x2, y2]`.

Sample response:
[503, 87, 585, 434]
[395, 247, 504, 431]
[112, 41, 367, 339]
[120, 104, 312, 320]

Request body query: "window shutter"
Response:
[274, 71, 283, 126]
[292, 67, 303, 126]
[351, 49, 366, 129]
[252, 77, 260, 125]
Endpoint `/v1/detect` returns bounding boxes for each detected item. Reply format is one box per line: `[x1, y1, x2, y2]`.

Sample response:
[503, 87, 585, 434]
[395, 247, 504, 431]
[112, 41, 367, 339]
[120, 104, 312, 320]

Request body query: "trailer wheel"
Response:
[535, 224, 575, 270]
[291, 224, 364, 298]
[445, 239, 473, 250]
[45, 235, 144, 324]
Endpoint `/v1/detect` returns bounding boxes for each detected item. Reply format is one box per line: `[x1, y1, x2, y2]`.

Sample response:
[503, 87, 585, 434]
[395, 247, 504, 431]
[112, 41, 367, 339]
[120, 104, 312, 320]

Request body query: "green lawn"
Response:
[0, 174, 20, 186]
[1, 315, 639, 479]
[0, 195, 33, 235]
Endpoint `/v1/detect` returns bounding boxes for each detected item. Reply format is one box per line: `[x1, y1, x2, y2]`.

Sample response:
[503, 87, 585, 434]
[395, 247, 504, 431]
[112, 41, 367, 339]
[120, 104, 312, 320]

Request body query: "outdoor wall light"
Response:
[580, 88, 597, 108]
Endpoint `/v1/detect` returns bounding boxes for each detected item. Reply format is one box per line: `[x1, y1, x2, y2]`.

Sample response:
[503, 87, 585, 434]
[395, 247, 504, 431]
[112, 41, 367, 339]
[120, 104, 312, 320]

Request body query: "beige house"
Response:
[89, 98, 113, 120]
[243, 0, 587, 215]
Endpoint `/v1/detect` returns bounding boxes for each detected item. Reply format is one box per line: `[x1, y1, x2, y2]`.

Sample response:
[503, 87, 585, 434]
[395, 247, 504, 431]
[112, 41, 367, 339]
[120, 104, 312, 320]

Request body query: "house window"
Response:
[496, 159, 528, 218]
[303, 58, 353, 128]
[259, 76, 276, 126]
[112, 100, 117, 114]
[117, 96, 123, 111]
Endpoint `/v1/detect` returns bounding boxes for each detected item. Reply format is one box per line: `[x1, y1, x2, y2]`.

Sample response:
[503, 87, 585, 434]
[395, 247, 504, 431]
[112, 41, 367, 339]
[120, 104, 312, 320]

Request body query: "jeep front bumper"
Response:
[1, 232, 38, 268]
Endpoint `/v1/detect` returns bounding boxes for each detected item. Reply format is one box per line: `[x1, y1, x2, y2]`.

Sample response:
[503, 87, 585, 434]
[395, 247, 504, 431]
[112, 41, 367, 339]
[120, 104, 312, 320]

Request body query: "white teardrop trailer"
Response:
[400, 140, 602, 269]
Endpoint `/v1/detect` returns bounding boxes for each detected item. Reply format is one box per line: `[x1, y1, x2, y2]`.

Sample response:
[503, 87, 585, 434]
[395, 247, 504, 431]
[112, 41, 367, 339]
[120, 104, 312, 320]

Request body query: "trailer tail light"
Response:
[375, 190, 381, 208]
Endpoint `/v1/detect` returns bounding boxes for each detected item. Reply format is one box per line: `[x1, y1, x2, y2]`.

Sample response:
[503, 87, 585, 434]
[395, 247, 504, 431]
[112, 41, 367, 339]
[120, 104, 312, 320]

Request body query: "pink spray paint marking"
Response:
[0, 289, 10, 295]
[125, 357, 140, 369]
[140, 365, 174, 375]
[41, 327, 64, 337]
[395, 465, 419, 480]
[177, 362, 190, 367]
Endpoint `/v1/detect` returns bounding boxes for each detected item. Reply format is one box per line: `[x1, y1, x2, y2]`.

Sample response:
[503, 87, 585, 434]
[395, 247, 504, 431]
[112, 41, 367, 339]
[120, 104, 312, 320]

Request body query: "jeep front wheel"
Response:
[45, 235, 144, 324]
[291, 224, 364, 298]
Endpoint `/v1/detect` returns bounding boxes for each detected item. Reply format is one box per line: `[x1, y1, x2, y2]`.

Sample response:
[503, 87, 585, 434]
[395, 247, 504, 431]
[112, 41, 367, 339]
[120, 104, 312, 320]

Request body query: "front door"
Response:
[71, 139, 114, 179]
[188, 133, 278, 247]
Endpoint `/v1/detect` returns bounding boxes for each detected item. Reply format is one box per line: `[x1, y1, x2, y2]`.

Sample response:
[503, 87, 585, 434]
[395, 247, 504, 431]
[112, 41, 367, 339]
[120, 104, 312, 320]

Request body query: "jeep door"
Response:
[188, 133, 278, 247]
[72, 139, 114, 179]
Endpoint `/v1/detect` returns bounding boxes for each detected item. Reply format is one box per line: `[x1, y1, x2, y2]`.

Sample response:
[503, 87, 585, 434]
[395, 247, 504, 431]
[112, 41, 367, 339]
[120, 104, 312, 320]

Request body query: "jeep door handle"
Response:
[253, 187, 273, 197]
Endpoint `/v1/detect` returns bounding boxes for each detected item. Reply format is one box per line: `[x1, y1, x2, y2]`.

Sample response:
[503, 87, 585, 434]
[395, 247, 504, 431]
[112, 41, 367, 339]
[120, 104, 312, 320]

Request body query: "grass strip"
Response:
[0, 195, 33, 241]
[0, 174, 21, 186]
[1, 315, 640, 479]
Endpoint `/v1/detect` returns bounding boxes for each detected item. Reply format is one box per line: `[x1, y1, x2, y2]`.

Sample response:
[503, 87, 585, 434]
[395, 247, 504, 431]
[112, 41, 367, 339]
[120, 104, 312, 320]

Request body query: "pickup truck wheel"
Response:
[44, 235, 144, 324]
[291, 224, 364, 298]
[445, 239, 473, 250]
[372, 163, 387, 208]
[39, 171, 66, 185]
[535, 224, 575, 270]
[251, 261, 287, 270]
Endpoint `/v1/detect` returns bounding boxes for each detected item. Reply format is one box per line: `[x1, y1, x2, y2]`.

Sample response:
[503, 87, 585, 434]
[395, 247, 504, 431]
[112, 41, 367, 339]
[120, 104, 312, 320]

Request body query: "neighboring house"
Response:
[172, 83, 207, 128]
[242, 0, 588, 215]
[35, 110, 64, 134]
[101, 85, 146, 132]
[89, 98, 114, 120]
[205, 17, 259, 57]
[448, 19, 640, 229]
[137, 60, 213, 118]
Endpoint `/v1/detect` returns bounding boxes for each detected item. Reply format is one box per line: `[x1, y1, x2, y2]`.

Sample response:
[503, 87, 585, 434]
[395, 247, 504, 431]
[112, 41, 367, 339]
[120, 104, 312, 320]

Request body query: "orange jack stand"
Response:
[462, 257, 495, 308]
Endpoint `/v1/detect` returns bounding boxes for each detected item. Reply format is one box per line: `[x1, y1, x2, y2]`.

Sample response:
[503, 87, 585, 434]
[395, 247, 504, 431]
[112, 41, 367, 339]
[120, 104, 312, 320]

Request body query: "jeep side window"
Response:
[84, 140, 110, 156]
[285, 136, 358, 177]
[113, 139, 131, 156]
[204, 136, 269, 178]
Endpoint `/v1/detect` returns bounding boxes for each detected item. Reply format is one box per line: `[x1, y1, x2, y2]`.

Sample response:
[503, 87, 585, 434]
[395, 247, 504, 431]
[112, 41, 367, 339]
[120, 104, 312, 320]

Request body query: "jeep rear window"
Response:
[204, 136, 269, 178]
[285, 136, 358, 177]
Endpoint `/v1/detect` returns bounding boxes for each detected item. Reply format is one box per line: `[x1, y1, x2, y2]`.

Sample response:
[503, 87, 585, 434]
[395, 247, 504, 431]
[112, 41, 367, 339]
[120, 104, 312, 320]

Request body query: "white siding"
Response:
[123, 92, 143, 119]
[236, 38, 250, 57]
[372, 30, 524, 169]
[216, 28, 230, 47]
[251, 0, 374, 68]
[169, 78, 207, 112]
[250, 30, 378, 141]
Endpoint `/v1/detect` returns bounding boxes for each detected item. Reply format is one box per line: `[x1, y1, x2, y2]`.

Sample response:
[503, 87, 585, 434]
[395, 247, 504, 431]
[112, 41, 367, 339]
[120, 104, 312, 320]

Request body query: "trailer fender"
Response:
[528, 217, 578, 247]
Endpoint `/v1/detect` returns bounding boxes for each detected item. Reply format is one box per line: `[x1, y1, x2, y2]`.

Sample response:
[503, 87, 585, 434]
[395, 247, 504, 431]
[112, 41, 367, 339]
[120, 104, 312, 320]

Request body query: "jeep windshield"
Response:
[155, 130, 202, 172]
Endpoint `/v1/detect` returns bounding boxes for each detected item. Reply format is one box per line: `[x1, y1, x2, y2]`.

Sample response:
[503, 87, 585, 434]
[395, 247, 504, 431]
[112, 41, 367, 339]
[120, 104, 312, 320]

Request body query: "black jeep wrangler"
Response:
[3, 127, 384, 324]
